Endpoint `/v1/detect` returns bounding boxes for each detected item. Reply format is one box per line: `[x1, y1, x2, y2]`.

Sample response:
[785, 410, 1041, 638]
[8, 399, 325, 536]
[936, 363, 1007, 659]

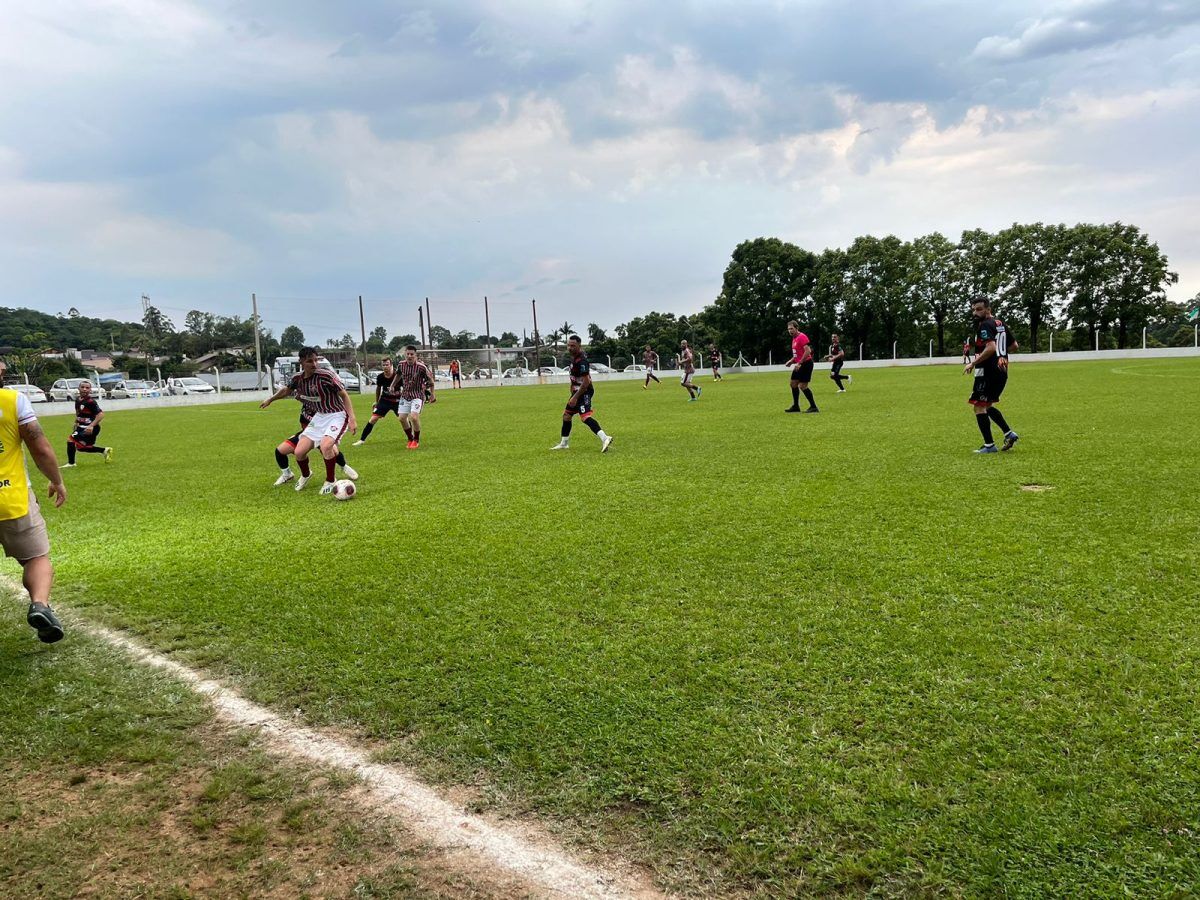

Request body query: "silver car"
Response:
[48, 378, 101, 401]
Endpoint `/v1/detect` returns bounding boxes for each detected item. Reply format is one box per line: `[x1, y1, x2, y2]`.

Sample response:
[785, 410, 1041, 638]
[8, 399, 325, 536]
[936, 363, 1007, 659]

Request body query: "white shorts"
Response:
[300, 411, 348, 445]
[397, 397, 424, 415]
[680, 371, 694, 385]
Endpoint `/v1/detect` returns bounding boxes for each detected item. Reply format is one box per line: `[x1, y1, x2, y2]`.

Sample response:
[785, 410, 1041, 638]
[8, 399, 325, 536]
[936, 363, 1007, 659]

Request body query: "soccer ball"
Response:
[332, 479, 356, 501]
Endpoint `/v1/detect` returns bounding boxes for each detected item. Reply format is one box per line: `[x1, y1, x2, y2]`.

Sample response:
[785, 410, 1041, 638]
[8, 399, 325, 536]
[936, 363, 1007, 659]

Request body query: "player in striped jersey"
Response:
[642, 345, 660, 388]
[389, 346, 436, 449]
[272, 410, 358, 486]
[260, 346, 357, 494]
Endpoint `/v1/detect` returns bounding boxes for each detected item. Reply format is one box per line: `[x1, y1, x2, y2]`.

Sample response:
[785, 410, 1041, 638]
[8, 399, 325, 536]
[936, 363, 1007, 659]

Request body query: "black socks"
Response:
[976, 414, 994, 445]
[986, 407, 1011, 434]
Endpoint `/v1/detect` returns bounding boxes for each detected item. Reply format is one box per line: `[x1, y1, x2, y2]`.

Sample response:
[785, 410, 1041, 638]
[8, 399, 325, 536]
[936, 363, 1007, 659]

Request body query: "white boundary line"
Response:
[1, 579, 661, 900]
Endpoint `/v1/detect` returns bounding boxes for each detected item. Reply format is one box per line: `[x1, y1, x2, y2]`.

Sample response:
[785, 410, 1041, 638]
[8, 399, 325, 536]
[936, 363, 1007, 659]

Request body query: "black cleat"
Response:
[802, 407, 820, 414]
[27, 603, 64, 644]
[785, 406, 801, 413]
[1002, 431, 1020, 452]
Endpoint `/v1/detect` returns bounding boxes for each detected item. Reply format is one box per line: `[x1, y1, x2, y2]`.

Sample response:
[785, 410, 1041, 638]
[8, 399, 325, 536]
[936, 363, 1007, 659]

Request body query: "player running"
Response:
[273, 410, 358, 486]
[826, 334, 850, 392]
[550, 335, 613, 452]
[61, 381, 112, 467]
[354, 357, 404, 445]
[389, 345, 436, 449]
[679, 340, 701, 401]
[784, 321, 818, 413]
[964, 298, 1020, 453]
[260, 346, 357, 494]
[642, 345, 661, 389]
[708, 345, 723, 381]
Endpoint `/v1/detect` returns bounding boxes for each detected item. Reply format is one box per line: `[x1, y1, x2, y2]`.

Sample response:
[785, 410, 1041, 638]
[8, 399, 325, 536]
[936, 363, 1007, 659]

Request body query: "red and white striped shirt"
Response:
[289, 369, 346, 415]
[390, 360, 434, 401]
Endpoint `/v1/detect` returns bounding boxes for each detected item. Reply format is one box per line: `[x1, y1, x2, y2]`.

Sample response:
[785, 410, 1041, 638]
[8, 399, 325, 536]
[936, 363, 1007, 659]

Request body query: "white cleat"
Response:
[601, 435, 614, 453]
[60, 463, 76, 469]
[550, 442, 569, 451]
[341, 464, 359, 480]
[352, 440, 365, 446]
[294, 475, 310, 492]
[319, 481, 335, 495]
[274, 469, 295, 486]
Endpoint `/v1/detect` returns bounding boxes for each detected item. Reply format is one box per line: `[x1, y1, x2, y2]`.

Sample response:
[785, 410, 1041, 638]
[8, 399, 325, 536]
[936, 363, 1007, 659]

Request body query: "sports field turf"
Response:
[5, 358, 1199, 895]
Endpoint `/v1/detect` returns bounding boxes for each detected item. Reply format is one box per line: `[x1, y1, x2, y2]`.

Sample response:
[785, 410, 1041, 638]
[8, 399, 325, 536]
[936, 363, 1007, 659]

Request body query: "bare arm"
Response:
[570, 373, 592, 405]
[19, 420, 66, 507]
[260, 383, 293, 408]
[965, 341, 997, 372]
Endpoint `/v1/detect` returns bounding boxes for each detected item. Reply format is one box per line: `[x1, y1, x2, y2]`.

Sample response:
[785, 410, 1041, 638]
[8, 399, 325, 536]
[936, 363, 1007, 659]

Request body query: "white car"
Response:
[589, 362, 615, 374]
[48, 378, 101, 401]
[336, 369, 361, 390]
[9, 383, 48, 403]
[624, 364, 647, 373]
[533, 366, 564, 377]
[108, 379, 163, 400]
[502, 367, 533, 378]
[167, 377, 216, 396]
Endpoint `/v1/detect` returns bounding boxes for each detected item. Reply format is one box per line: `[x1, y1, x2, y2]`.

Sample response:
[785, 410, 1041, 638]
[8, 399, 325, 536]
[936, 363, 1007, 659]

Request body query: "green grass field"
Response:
[5, 359, 1200, 896]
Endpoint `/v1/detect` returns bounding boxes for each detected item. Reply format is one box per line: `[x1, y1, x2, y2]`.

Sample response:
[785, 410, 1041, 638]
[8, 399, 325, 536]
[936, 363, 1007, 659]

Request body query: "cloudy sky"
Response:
[2, 0, 1198, 342]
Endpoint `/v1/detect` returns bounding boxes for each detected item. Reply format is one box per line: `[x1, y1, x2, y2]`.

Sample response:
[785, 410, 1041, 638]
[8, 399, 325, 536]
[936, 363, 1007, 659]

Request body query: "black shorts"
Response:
[969, 369, 1007, 406]
[565, 390, 595, 417]
[373, 397, 400, 418]
[452, 373, 461, 382]
[70, 425, 100, 446]
[791, 360, 814, 383]
[830, 359, 844, 375]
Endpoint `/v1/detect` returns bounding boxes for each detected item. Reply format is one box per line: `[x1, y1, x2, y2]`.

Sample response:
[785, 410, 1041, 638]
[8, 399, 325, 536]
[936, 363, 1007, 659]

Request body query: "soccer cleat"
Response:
[273, 469, 295, 486]
[60, 463, 76, 468]
[550, 441, 569, 450]
[785, 406, 801, 413]
[695, 387, 702, 400]
[294, 474, 311, 491]
[319, 481, 335, 495]
[407, 441, 419, 450]
[27, 603, 64, 644]
[974, 444, 999, 454]
[803, 407, 820, 414]
[341, 464, 359, 480]
[103, 447, 113, 463]
[352, 439, 365, 446]
[1002, 432, 1020, 452]
[642, 384, 648, 390]
[847, 374, 852, 383]
[601, 435, 614, 453]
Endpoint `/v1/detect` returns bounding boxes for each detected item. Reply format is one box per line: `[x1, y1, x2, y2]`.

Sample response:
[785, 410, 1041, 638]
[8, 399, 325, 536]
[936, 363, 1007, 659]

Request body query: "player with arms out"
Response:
[0, 356, 68, 643]
[678, 340, 701, 401]
[61, 381, 112, 466]
[354, 357, 407, 446]
[642, 345, 660, 389]
[551, 335, 613, 452]
[260, 346, 357, 494]
[825, 333, 850, 393]
[964, 298, 1020, 453]
[784, 321, 818, 413]
[390, 346, 436, 449]
[708, 344, 723, 381]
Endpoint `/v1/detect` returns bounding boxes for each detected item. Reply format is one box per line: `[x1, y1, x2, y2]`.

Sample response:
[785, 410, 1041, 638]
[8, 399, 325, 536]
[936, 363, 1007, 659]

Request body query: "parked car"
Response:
[9, 383, 48, 403]
[434, 370, 452, 382]
[533, 366, 565, 377]
[623, 364, 647, 373]
[108, 379, 163, 400]
[589, 362, 615, 374]
[48, 378, 100, 401]
[365, 369, 383, 384]
[167, 377, 217, 396]
[336, 369, 361, 390]
[502, 367, 532, 379]
[468, 368, 494, 379]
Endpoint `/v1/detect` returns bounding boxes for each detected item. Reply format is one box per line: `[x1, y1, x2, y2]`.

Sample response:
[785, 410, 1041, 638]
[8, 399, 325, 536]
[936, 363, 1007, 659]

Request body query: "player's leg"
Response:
[318, 434, 340, 492]
[580, 407, 612, 452]
[407, 401, 424, 448]
[552, 406, 575, 449]
[64, 436, 78, 466]
[293, 435, 315, 489]
[274, 439, 296, 486]
[786, 372, 802, 412]
[355, 411, 383, 445]
[799, 380, 818, 412]
[971, 403, 997, 453]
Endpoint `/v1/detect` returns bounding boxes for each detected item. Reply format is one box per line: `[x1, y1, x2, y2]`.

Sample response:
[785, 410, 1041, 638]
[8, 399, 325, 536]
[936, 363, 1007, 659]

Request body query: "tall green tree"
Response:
[842, 235, 913, 358]
[280, 325, 305, 351]
[908, 232, 960, 355]
[992, 223, 1064, 350]
[1102, 223, 1177, 348]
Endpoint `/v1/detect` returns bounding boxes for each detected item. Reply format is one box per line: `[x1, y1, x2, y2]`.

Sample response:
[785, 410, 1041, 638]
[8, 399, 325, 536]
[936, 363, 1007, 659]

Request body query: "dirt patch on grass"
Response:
[1020, 483, 1055, 492]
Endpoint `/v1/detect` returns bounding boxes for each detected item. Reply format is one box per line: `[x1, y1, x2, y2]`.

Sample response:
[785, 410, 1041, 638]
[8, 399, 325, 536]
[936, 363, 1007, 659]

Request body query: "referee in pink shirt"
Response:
[784, 320, 819, 413]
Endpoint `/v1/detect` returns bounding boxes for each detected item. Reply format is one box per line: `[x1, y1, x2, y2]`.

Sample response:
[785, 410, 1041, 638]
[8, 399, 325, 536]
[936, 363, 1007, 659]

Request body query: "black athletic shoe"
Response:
[785, 406, 802, 413]
[27, 603, 64, 644]
[802, 407, 820, 414]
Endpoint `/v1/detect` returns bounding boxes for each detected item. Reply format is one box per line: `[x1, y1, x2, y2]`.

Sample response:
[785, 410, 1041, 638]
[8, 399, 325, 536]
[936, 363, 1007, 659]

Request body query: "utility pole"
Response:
[141, 293, 152, 380]
[425, 297, 433, 355]
[531, 298, 541, 378]
[484, 296, 493, 375]
[358, 295, 367, 371]
[418, 306, 426, 349]
[251, 292, 264, 390]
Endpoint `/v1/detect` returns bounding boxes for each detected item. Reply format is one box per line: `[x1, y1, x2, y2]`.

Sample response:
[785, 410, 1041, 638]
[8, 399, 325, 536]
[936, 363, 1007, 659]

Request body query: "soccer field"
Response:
[8, 359, 1200, 895]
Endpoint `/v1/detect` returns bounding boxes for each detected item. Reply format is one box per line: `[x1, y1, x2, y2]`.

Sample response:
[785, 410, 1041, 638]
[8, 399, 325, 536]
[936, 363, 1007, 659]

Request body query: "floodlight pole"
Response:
[251, 292, 264, 390]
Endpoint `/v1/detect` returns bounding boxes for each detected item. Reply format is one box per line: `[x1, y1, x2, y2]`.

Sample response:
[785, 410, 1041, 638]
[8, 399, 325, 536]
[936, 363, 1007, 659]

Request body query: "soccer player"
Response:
[826, 334, 850, 392]
[61, 380, 112, 467]
[708, 344, 723, 381]
[450, 359, 462, 388]
[550, 335, 613, 452]
[354, 357, 405, 445]
[964, 298, 1020, 453]
[390, 345, 436, 449]
[642, 345, 660, 388]
[273, 410, 357, 486]
[679, 340, 701, 401]
[0, 357, 68, 643]
[260, 346, 357, 494]
[784, 321, 818, 413]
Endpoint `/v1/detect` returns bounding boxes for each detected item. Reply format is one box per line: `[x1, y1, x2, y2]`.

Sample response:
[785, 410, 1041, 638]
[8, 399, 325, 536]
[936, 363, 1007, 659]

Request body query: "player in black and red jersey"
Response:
[642, 345, 660, 389]
[964, 298, 1019, 453]
[260, 347, 357, 494]
[61, 381, 112, 467]
[354, 357, 408, 446]
[272, 409, 358, 486]
[708, 344, 723, 381]
[826, 334, 850, 392]
[550, 335, 613, 452]
[388, 346, 436, 449]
